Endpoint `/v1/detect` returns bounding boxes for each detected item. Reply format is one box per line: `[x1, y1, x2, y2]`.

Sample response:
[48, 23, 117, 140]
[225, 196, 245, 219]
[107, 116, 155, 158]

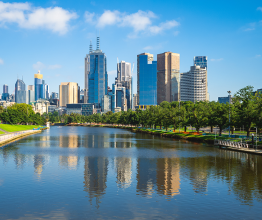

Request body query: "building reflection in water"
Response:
[136, 158, 180, 197]
[83, 156, 109, 206]
[109, 134, 132, 148]
[115, 157, 132, 188]
[34, 155, 45, 179]
[59, 135, 80, 170]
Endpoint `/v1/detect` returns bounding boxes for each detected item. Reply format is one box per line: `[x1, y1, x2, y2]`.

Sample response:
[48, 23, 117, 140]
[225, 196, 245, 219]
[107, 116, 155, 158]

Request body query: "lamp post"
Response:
[227, 91, 231, 137]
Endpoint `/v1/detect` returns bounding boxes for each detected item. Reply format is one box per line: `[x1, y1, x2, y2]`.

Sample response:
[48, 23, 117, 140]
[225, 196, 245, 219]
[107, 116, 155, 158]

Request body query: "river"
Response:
[0, 126, 262, 219]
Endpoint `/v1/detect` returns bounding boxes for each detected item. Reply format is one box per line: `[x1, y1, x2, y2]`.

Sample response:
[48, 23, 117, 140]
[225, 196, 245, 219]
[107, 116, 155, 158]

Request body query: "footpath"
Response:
[0, 130, 42, 147]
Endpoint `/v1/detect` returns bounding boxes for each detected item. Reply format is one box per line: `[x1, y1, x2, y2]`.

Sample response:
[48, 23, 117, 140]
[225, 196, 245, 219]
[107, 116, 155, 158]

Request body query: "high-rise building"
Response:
[3, 84, 8, 93]
[59, 82, 78, 107]
[133, 94, 138, 109]
[34, 71, 43, 101]
[194, 56, 207, 69]
[180, 65, 208, 102]
[84, 37, 108, 107]
[101, 95, 112, 113]
[157, 52, 180, 104]
[137, 53, 157, 106]
[28, 85, 35, 103]
[51, 92, 59, 99]
[116, 61, 132, 110]
[15, 79, 27, 103]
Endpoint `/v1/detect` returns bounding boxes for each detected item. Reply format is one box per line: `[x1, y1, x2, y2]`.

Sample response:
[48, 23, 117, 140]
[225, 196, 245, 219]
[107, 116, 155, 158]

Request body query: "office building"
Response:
[59, 82, 78, 107]
[15, 79, 27, 104]
[180, 65, 208, 102]
[66, 103, 95, 116]
[3, 84, 8, 93]
[133, 94, 138, 110]
[218, 95, 232, 104]
[34, 71, 43, 101]
[84, 37, 108, 107]
[51, 92, 59, 99]
[116, 61, 132, 110]
[194, 56, 207, 69]
[137, 53, 157, 106]
[101, 95, 112, 113]
[157, 52, 180, 104]
[28, 85, 35, 103]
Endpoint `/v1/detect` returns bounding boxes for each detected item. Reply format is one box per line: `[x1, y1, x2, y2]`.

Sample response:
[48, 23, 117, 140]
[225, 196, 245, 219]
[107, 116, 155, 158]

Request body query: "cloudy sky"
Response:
[0, 0, 261, 100]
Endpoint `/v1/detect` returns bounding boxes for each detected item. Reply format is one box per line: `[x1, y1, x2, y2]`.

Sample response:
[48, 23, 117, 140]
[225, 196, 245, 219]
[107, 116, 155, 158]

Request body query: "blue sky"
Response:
[0, 0, 261, 100]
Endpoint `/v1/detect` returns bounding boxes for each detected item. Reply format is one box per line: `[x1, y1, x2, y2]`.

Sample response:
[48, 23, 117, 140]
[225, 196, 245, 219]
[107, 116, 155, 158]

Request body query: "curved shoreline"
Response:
[0, 130, 42, 147]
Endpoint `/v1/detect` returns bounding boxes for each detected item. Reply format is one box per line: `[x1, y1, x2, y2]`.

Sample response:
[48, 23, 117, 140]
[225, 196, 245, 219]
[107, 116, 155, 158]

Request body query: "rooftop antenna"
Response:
[96, 32, 100, 50]
[89, 40, 93, 53]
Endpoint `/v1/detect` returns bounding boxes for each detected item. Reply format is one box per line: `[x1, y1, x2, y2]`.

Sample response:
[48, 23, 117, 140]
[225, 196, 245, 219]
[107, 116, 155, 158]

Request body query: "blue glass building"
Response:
[15, 79, 27, 103]
[194, 56, 208, 69]
[85, 37, 108, 108]
[137, 53, 157, 106]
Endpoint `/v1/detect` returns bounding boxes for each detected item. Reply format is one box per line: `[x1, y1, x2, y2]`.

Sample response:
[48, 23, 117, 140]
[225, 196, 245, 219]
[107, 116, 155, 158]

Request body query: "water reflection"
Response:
[0, 127, 262, 209]
[83, 157, 109, 206]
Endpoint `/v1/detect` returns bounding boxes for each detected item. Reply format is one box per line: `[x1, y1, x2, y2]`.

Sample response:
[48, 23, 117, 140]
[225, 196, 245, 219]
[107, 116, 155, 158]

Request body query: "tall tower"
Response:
[137, 53, 157, 106]
[34, 70, 43, 101]
[84, 37, 107, 107]
[15, 79, 27, 103]
[115, 61, 132, 110]
[59, 82, 79, 107]
[3, 84, 8, 93]
[157, 52, 180, 104]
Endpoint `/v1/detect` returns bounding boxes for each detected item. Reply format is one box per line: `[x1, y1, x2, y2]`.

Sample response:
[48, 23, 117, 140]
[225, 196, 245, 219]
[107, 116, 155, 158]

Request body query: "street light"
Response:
[227, 91, 231, 137]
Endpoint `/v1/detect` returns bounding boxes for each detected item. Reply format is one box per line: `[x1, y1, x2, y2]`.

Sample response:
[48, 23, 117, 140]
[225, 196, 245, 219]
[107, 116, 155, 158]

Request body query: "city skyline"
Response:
[0, 0, 262, 100]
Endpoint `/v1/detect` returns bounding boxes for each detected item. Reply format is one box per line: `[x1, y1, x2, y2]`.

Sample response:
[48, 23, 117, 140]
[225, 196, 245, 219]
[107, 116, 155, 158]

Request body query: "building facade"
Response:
[28, 85, 35, 103]
[34, 71, 43, 101]
[84, 37, 108, 107]
[3, 84, 8, 93]
[157, 52, 180, 104]
[59, 82, 79, 107]
[218, 95, 232, 104]
[194, 56, 207, 69]
[137, 53, 157, 106]
[116, 61, 132, 110]
[101, 95, 112, 113]
[180, 65, 208, 102]
[15, 79, 27, 103]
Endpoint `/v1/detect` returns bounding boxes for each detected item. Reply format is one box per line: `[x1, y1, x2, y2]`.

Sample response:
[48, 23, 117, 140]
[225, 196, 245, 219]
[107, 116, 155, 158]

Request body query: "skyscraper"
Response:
[3, 84, 8, 93]
[180, 65, 208, 102]
[84, 37, 108, 108]
[28, 85, 35, 103]
[137, 53, 157, 106]
[15, 79, 27, 103]
[157, 52, 180, 104]
[116, 61, 132, 110]
[34, 71, 43, 101]
[194, 56, 207, 69]
[59, 82, 79, 107]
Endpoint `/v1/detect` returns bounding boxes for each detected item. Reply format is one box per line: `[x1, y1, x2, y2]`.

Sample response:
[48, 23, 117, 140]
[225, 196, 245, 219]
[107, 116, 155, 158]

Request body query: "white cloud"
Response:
[108, 70, 116, 75]
[255, 54, 261, 58]
[33, 61, 45, 70]
[85, 11, 95, 24]
[0, 58, 3, 64]
[143, 46, 153, 50]
[0, 1, 77, 34]
[48, 64, 62, 69]
[210, 58, 223, 62]
[33, 62, 61, 70]
[85, 10, 179, 37]
[97, 10, 120, 28]
[257, 7, 262, 12]
[174, 30, 180, 36]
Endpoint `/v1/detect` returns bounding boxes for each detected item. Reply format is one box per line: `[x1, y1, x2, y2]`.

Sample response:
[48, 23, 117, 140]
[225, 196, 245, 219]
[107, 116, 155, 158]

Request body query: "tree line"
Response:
[0, 103, 46, 125]
[45, 86, 262, 137]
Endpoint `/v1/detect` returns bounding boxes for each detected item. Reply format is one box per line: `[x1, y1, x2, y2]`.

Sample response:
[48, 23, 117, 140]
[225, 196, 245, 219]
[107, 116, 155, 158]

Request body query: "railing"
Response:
[214, 139, 249, 148]
[0, 130, 39, 143]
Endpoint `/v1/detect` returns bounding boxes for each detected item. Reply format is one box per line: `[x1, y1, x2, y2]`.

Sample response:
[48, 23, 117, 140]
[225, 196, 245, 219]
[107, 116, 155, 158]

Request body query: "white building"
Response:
[180, 65, 208, 102]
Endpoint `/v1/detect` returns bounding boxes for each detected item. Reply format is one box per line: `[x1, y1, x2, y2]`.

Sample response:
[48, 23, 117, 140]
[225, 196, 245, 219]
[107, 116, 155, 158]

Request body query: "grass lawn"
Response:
[0, 131, 5, 135]
[0, 124, 42, 132]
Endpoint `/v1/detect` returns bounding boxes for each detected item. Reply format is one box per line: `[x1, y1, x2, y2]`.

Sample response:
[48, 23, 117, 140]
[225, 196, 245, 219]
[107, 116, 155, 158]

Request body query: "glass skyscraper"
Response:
[35, 71, 43, 101]
[15, 79, 27, 103]
[85, 37, 108, 107]
[194, 56, 207, 69]
[137, 53, 157, 106]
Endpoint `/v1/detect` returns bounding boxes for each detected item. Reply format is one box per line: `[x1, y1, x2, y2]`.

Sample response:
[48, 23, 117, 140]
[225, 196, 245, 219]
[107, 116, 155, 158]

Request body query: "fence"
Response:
[0, 130, 39, 143]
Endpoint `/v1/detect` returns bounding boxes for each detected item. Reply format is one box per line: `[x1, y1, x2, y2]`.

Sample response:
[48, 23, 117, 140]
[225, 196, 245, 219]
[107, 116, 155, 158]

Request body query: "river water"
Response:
[0, 126, 262, 219]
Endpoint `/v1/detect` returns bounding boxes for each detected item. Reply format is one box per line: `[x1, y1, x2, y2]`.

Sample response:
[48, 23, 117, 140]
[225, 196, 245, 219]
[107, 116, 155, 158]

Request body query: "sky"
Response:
[0, 0, 261, 101]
